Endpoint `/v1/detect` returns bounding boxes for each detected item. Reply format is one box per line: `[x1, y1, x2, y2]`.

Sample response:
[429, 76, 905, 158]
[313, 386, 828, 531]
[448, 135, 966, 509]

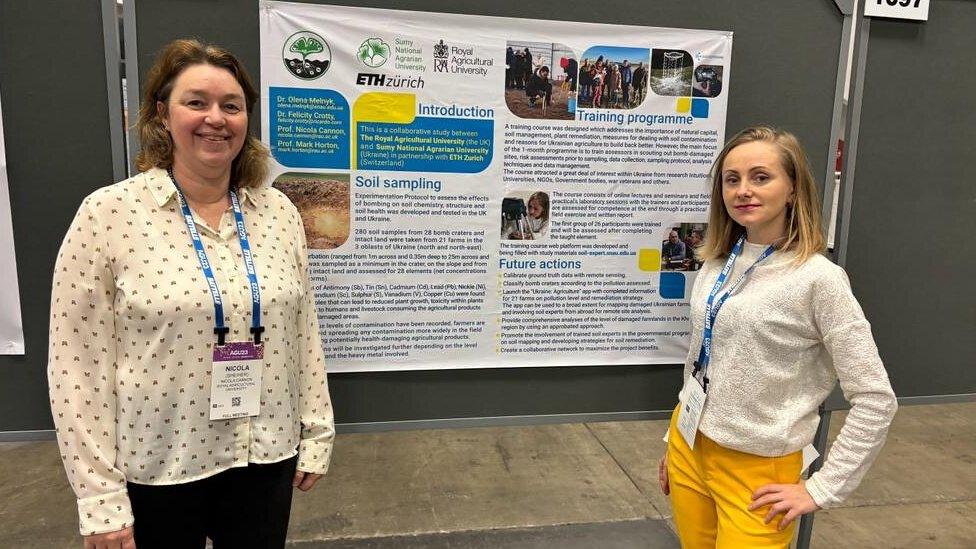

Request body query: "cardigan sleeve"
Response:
[804, 265, 897, 508]
[48, 198, 134, 535]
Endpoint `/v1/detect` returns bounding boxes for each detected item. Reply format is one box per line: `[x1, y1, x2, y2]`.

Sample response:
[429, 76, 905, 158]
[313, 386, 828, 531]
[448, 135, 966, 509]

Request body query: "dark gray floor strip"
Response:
[289, 518, 679, 549]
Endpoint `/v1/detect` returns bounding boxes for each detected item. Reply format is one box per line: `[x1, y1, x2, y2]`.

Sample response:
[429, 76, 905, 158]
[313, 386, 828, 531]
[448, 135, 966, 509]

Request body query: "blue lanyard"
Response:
[170, 171, 263, 346]
[692, 236, 774, 390]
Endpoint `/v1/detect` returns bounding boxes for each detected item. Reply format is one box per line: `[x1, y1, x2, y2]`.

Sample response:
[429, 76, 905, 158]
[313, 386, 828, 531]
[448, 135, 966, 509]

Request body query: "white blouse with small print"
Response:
[48, 168, 335, 536]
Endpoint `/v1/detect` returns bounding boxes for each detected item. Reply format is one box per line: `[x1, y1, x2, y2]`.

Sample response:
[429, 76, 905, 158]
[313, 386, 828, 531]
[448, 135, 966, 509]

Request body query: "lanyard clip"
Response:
[214, 326, 230, 346]
[250, 325, 265, 345]
[692, 361, 710, 392]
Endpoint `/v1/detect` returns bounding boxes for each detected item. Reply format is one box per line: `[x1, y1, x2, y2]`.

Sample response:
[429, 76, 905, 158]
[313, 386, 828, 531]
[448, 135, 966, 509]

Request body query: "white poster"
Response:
[0, 94, 25, 354]
[260, 1, 731, 372]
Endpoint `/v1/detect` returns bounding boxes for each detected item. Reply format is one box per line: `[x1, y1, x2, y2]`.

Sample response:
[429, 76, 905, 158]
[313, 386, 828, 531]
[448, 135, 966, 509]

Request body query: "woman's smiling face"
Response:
[158, 63, 248, 177]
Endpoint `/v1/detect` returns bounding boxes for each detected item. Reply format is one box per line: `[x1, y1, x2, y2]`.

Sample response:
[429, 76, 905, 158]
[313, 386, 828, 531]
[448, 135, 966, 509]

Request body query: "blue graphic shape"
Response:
[660, 272, 687, 299]
[270, 87, 350, 169]
[357, 117, 493, 173]
[691, 98, 710, 119]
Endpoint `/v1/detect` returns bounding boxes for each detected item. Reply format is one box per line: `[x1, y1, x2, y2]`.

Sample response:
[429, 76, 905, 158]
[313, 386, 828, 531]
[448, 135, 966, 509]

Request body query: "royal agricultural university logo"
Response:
[433, 39, 449, 72]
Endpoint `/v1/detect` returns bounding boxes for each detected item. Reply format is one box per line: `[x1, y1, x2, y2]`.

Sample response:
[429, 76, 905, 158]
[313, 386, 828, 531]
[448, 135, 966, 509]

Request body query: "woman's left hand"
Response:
[748, 482, 820, 531]
[292, 470, 323, 491]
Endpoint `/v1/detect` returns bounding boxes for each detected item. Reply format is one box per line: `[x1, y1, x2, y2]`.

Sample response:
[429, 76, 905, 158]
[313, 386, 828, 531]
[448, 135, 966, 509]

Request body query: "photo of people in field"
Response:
[576, 46, 650, 109]
[505, 41, 577, 120]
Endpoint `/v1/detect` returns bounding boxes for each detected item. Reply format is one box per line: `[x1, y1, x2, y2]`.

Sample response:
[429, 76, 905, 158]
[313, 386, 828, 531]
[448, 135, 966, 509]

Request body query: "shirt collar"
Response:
[145, 167, 260, 209]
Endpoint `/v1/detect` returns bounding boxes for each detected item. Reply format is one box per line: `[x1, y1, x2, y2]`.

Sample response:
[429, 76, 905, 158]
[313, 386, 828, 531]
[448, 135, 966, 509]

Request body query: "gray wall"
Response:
[843, 1, 976, 399]
[0, 2, 118, 432]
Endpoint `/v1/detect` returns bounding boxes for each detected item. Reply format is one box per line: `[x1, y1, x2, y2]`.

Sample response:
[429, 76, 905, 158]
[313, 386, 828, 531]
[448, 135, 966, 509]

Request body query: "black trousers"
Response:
[127, 455, 297, 549]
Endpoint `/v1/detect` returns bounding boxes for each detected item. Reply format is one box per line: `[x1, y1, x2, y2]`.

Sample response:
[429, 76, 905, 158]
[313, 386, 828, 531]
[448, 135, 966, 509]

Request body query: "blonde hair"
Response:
[135, 38, 269, 189]
[698, 126, 826, 265]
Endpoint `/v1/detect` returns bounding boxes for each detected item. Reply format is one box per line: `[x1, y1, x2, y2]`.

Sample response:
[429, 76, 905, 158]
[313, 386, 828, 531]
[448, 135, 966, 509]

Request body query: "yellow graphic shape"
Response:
[676, 97, 692, 114]
[351, 92, 416, 169]
[638, 248, 662, 272]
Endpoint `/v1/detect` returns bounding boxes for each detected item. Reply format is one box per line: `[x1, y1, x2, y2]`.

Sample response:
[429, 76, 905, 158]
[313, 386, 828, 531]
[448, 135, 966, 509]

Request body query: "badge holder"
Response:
[208, 318, 266, 422]
[677, 364, 708, 450]
[210, 335, 264, 421]
[208, 324, 265, 420]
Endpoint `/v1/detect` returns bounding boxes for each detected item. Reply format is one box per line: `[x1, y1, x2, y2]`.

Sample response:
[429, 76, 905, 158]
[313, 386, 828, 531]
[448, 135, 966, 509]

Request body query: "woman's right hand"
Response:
[84, 526, 135, 549]
[658, 453, 670, 495]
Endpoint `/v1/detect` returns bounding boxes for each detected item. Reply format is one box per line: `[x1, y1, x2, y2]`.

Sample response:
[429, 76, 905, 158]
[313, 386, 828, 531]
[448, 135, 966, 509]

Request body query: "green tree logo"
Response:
[291, 37, 324, 64]
[358, 38, 390, 68]
[282, 31, 331, 80]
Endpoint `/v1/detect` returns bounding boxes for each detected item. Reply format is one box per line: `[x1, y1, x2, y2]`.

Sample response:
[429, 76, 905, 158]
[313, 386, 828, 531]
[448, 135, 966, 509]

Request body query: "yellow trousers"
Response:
[667, 406, 802, 548]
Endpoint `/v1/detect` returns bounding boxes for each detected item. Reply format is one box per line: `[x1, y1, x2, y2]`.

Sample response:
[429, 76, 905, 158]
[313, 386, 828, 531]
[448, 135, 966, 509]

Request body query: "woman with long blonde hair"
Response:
[658, 126, 897, 548]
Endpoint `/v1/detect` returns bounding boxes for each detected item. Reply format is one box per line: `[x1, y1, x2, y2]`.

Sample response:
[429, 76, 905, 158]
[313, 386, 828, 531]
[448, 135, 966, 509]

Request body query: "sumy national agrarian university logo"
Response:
[283, 31, 332, 80]
[358, 38, 390, 68]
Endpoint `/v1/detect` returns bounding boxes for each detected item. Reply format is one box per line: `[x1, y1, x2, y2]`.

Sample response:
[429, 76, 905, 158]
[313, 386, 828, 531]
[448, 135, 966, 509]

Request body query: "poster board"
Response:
[259, 1, 732, 373]
[0, 94, 24, 354]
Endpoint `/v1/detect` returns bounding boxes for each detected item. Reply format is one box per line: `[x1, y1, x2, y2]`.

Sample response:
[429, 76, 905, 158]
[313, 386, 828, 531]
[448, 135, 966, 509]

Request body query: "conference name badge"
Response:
[677, 374, 707, 449]
[210, 342, 263, 420]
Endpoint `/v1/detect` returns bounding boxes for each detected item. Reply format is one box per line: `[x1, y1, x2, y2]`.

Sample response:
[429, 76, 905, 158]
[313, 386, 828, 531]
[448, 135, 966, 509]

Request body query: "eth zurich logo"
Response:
[282, 31, 331, 80]
[358, 38, 390, 68]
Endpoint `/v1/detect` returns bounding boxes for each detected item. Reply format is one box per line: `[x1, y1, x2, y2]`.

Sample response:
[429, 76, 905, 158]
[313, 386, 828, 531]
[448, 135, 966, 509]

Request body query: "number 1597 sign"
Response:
[865, 0, 930, 21]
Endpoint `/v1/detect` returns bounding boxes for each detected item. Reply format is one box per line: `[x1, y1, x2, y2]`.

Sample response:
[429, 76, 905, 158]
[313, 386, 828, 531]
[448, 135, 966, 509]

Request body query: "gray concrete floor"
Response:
[1, 403, 973, 548]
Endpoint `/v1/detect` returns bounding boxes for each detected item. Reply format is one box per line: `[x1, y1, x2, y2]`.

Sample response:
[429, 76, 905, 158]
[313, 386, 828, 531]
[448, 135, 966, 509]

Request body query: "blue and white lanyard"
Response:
[692, 236, 775, 391]
[170, 171, 263, 346]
